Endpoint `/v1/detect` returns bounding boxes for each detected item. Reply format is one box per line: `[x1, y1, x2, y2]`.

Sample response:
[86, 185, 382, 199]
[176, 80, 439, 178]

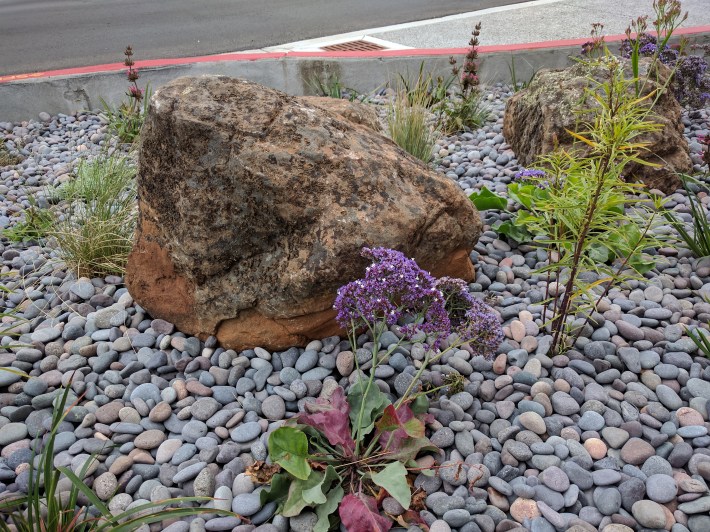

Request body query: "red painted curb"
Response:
[1, 25, 709, 84]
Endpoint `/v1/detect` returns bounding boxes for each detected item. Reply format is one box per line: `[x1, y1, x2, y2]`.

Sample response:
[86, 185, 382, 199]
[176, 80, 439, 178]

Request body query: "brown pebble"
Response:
[149, 402, 173, 423]
[553, 379, 570, 393]
[173, 380, 188, 400]
[134, 429, 167, 450]
[677, 407, 704, 427]
[493, 353, 507, 375]
[95, 402, 123, 424]
[488, 487, 510, 511]
[510, 320, 526, 342]
[510, 498, 541, 523]
[109, 455, 134, 476]
[620, 437, 655, 465]
[129, 449, 155, 464]
[584, 438, 607, 459]
[560, 427, 581, 441]
[185, 380, 212, 396]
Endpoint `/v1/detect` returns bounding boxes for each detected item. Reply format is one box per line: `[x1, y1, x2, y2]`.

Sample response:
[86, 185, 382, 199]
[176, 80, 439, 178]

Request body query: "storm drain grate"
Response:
[321, 40, 387, 52]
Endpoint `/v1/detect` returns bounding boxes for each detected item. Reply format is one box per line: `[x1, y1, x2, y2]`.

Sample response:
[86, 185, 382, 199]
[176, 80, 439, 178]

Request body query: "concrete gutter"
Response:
[1, 26, 709, 122]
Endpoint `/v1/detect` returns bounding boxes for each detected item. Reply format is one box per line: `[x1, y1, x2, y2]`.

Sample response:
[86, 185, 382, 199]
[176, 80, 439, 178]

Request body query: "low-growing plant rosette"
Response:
[258, 247, 503, 531]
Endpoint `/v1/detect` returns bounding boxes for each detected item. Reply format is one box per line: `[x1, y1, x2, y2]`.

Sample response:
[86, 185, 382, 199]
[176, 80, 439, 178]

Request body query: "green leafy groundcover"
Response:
[260, 384, 437, 532]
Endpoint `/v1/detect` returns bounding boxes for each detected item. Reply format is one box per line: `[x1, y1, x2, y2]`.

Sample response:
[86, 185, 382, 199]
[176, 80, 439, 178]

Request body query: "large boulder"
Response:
[299, 96, 383, 132]
[126, 76, 481, 351]
[503, 58, 691, 194]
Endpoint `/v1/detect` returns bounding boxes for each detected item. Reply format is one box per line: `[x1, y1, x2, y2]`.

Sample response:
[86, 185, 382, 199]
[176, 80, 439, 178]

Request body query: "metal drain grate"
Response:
[321, 40, 387, 52]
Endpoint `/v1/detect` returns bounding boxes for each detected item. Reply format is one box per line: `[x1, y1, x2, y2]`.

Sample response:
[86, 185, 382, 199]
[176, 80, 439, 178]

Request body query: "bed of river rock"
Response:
[0, 86, 710, 532]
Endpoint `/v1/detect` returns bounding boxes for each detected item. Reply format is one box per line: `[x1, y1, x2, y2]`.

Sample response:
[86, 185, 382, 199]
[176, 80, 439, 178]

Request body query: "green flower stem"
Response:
[352, 319, 380, 456]
[394, 342, 457, 410]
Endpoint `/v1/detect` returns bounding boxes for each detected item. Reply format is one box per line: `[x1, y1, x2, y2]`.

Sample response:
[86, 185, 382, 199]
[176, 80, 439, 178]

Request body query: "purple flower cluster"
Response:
[674, 55, 710, 108]
[515, 168, 550, 189]
[618, 32, 710, 107]
[333, 248, 503, 359]
[435, 277, 503, 357]
[620, 33, 679, 65]
[515, 169, 546, 180]
[333, 247, 446, 333]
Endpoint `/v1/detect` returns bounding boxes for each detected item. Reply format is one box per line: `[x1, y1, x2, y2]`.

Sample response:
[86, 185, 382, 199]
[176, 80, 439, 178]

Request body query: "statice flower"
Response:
[515, 169, 546, 179]
[674, 55, 710, 108]
[457, 299, 504, 359]
[515, 168, 550, 189]
[619, 33, 656, 59]
[640, 43, 658, 55]
[435, 277, 476, 327]
[333, 248, 504, 357]
[333, 247, 449, 337]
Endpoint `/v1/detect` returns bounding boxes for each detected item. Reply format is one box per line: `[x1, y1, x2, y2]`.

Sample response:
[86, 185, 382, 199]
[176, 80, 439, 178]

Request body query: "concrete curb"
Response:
[1, 26, 709, 122]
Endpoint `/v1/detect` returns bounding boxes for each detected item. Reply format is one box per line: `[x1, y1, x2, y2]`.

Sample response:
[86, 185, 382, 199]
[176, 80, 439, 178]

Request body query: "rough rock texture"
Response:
[503, 58, 691, 193]
[126, 76, 481, 350]
[299, 96, 382, 132]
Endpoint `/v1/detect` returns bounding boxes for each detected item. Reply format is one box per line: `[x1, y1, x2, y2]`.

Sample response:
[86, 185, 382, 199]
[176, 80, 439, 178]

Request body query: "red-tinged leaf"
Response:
[339, 493, 392, 532]
[375, 404, 401, 433]
[384, 436, 439, 463]
[377, 404, 426, 452]
[299, 387, 355, 454]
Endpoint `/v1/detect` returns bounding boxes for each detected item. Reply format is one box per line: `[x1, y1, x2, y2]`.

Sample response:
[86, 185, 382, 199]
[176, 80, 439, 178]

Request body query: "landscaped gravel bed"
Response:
[1, 86, 710, 532]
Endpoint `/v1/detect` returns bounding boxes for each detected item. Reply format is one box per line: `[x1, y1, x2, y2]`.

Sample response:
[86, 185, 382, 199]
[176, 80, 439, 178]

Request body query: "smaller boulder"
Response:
[503, 57, 691, 194]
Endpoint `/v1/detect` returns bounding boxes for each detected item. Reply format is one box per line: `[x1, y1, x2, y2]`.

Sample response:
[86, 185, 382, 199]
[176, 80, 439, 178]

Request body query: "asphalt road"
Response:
[1, 0, 528, 75]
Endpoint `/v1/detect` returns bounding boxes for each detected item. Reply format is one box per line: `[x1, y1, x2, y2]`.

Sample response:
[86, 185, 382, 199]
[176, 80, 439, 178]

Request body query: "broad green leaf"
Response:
[268, 426, 311, 480]
[410, 395, 429, 415]
[314, 484, 344, 532]
[260, 472, 291, 506]
[588, 243, 613, 264]
[629, 255, 655, 275]
[493, 220, 533, 243]
[468, 188, 507, 211]
[348, 382, 390, 437]
[371, 461, 411, 509]
[507, 183, 537, 210]
[282, 469, 326, 517]
[303, 465, 339, 506]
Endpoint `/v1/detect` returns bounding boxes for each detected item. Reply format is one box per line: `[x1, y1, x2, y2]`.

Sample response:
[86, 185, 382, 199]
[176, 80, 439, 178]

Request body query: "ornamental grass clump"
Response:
[387, 87, 438, 163]
[262, 247, 502, 531]
[51, 152, 137, 278]
[662, 174, 710, 258]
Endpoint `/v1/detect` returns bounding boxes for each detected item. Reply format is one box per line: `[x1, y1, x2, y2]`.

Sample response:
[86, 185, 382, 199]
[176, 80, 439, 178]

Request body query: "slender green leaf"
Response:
[58, 466, 114, 519]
